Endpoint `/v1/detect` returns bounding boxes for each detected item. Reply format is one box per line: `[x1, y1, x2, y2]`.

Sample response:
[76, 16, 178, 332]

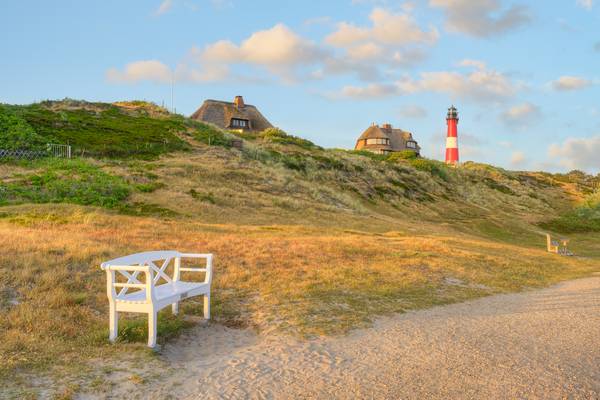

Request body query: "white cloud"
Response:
[155, 0, 173, 15]
[429, 0, 530, 37]
[510, 151, 526, 167]
[335, 83, 404, 99]
[549, 136, 600, 172]
[112, 8, 437, 85]
[500, 102, 540, 127]
[321, 8, 437, 78]
[577, 0, 594, 10]
[399, 105, 428, 118]
[330, 60, 519, 100]
[106, 60, 172, 83]
[326, 8, 439, 48]
[202, 24, 323, 66]
[408, 62, 518, 101]
[192, 24, 326, 82]
[552, 75, 592, 91]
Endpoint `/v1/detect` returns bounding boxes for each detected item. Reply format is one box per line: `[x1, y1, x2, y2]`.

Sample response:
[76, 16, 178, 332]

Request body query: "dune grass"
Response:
[4, 100, 193, 159]
[0, 204, 598, 389]
[1, 100, 600, 398]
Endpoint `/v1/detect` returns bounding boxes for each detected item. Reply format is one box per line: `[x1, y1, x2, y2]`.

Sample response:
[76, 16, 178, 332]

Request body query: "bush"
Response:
[260, 128, 319, 150]
[409, 158, 448, 180]
[387, 150, 418, 162]
[348, 150, 388, 162]
[0, 106, 47, 150]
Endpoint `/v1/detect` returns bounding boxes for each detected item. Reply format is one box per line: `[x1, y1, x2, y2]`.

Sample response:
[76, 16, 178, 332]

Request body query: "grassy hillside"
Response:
[1, 100, 599, 398]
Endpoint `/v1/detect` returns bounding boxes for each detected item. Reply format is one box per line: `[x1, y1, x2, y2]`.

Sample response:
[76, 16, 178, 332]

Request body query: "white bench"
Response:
[101, 251, 213, 348]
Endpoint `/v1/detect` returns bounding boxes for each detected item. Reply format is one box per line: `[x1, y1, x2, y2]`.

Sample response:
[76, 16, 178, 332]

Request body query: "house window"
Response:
[231, 118, 249, 128]
[366, 138, 389, 145]
[406, 141, 416, 149]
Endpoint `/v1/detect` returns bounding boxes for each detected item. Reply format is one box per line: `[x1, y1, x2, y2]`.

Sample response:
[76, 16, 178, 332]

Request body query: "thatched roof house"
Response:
[355, 123, 421, 155]
[190, 96, 273, 132]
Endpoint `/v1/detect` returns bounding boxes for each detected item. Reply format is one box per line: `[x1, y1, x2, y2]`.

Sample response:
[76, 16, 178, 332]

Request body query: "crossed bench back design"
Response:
[101, 250, 212, 348]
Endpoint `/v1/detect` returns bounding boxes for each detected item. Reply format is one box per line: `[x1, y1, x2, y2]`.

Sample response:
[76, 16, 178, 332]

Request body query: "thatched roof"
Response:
[355, 124, 421, 154]
[190, 96, 273, 131]
[357, 125, 391, 141]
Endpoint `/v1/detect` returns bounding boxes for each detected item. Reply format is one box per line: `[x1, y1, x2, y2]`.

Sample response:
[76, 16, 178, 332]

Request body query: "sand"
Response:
[97, 276, 600, 399]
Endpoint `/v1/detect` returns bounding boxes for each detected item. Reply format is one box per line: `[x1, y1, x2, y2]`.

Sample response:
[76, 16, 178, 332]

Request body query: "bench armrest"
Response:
[176, 253, 213, 285]
[102, 264, 154, 302]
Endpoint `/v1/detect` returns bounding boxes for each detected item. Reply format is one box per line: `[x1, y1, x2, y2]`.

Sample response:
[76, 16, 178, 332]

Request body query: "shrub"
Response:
[189, 189, 217, 204]
[348, 150, 388, 162]
[409, 158, 448, 180]
[483, 178, 515, 195]
[312, 155, 347, 171]
[386, 150, 418, 162]
[260, 128, 319, 150]
[0, 106, 47, 150]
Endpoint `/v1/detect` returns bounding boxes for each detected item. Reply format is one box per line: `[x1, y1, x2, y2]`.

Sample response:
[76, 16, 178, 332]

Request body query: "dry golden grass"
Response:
[1, 203, 598, 388]
[1, 145, 599, 399]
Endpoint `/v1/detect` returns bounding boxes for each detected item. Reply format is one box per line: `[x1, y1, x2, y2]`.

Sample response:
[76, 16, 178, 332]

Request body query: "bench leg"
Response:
[204, 294, 210, 320]
[172, 302, 179, 316]
[109, 303, 118, 342]
[148, 310, 158, 348]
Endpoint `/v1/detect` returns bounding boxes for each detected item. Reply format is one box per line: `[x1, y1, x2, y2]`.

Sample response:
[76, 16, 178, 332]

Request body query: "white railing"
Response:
[47, 143, 71, 159]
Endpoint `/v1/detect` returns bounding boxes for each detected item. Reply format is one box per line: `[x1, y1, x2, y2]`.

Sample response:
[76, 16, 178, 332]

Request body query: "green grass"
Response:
[540, 205, 600, 233]
[186, 119, 233, 148]
[260, 127, 320, 150]
[539, 189, 600, 233]
[8, 101, 191, 158]
[0, 159, 130, 207]
[2, 98, 600, 395]
[407, 158, 449, 180]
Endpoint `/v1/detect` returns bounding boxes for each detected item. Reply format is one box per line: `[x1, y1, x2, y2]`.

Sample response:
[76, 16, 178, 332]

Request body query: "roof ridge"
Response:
[203, 99, 257, 108]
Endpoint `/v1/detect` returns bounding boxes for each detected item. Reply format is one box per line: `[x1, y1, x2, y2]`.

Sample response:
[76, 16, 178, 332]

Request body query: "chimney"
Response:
[382, 123, 392, 130]
[234, 96, 245, 108]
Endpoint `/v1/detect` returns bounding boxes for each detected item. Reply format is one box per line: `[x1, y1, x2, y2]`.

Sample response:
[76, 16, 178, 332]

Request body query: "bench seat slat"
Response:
[116, 281, 209, 303]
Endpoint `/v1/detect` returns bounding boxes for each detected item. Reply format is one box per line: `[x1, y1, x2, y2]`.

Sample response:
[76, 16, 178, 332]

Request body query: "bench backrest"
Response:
[101, 251, 212, 303]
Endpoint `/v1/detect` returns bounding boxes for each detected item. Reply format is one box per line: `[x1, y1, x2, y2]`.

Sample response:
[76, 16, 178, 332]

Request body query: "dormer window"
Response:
[406, 140, 417, 149]
[231, 118, 249, 128]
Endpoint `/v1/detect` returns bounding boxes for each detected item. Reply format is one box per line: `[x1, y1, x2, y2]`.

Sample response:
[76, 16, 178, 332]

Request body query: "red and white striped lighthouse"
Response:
[445, 105, 459, 165]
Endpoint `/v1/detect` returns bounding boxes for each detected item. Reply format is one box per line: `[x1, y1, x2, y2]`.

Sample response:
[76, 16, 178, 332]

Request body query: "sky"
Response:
[1, 0, 599, 173]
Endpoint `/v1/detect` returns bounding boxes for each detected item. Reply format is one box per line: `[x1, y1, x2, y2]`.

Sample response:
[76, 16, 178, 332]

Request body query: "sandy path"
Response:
[102, 277, 600, 399]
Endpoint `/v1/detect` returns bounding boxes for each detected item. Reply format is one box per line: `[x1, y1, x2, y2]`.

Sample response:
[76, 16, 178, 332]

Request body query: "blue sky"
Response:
[1, 0, 599, 172]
